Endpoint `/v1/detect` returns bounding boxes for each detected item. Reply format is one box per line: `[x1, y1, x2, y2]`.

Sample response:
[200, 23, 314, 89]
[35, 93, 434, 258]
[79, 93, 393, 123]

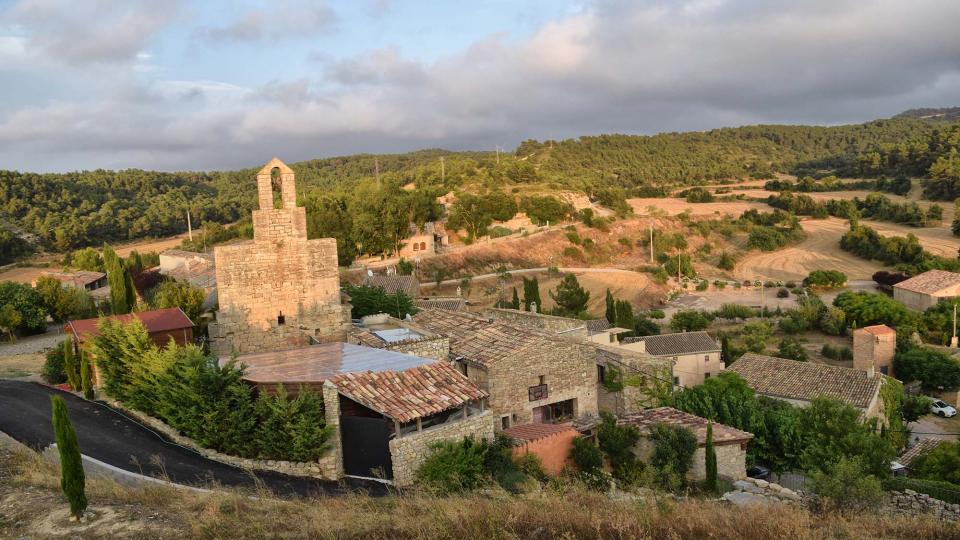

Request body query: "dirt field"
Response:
[0, 353, 44, 379]
[0, 266, 48, 285]
[113, 233, 190, 257]
[627, 198, 767, 217]
[733, 217, 960, 281]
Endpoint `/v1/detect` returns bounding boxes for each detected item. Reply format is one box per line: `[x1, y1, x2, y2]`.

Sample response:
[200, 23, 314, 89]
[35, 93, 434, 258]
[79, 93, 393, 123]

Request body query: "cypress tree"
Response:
[50, 395, 87, 519]
[511, 287, 520, 310]
[720, 334, 732, 366]
[705, 422, 718, 493]
[103, 243, 129, 314]
[123, 268, 137, 312]
[62, 338, 79, 390]
[80, 351, 94, 400]
[523, 276, 543, 312]
[605, 289, 615, 323]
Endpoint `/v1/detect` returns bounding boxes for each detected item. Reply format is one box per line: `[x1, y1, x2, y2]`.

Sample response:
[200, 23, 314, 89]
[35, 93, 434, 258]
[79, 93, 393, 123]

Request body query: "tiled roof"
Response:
[40, 271, 106, 288]
[624, 331, 720, 356]
[503, 422, 577, 443]
[363, 275, 421, 298]
[329, 361, 487, 423]
[229, 342, 433, 384]
[412, 309, 554, 366]
[860, 324, 895, 336]
[585, 319, 612, 333]
[68, 307, 194, 340]
[618, 407, 753, 445]
[727, 353, 882, 409]
[160, 249, 214, 262]
[893, 270, 960, 295]
[897, 438, 944, 468]
[349, 327, 389, 349]
[414, 297, 467, 311]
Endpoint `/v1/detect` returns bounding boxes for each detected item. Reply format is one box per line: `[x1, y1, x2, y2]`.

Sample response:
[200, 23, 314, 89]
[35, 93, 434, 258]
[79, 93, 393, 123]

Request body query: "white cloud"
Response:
[194, 1, 337, 44]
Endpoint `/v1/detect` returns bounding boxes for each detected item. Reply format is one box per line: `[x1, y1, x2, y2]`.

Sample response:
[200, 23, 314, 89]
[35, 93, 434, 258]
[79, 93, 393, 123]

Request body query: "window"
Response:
[597, 364, 606, 384]
[420, 242, 427, 251]
[501, 415, 510, 429]
[538, 375, 545, 385]
[704, 372, 711, 379]
[413, 243, 419, 251]
[673, 376, 679, 386]
[528, 383, 548, 401]
[533, 399, 575, 424]
[704, 355, 710, 362]
[880, 365, 889, 375]
[277, 312, 285, 326]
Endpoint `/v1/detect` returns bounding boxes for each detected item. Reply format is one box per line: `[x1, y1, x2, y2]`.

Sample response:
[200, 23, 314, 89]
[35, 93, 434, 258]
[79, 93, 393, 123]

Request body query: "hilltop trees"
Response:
[343, 285, 417, 319]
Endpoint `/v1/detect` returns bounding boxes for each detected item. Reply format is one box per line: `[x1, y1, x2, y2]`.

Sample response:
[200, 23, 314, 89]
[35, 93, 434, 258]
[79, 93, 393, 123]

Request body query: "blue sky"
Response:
[1, 0, 959, 171]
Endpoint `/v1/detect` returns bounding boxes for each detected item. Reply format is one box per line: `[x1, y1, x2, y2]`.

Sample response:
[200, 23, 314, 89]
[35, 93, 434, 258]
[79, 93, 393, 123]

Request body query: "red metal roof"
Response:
[502, 422, 577, 443]
[68, 307, 193, 340]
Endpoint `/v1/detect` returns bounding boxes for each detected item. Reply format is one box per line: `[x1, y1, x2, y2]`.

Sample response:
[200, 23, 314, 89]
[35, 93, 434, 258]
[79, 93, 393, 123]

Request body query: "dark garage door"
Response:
[340, 416, 393, 479]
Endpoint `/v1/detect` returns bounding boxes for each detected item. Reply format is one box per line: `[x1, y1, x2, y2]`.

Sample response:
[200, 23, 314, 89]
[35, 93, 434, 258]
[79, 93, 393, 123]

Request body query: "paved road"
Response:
[0, 380, 388, 497]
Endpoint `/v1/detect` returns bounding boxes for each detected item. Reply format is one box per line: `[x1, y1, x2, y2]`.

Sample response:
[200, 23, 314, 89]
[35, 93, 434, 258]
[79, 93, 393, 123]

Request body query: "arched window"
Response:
[420, 242, 427, 251]
[413, 243, 419, 251]
[270, 167, 283, 209]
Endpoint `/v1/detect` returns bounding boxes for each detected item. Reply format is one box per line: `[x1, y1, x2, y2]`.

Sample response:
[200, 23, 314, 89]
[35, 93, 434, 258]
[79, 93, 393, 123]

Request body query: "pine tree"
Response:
[549, 274, 589, 316]
[511, 287, 520, 310]
[80, 351, 93, 400]
[63, 337, 79, 390]
[705, 422, 718, 493]
[50, 395, 87, 519]
[605, 289, 615, 323]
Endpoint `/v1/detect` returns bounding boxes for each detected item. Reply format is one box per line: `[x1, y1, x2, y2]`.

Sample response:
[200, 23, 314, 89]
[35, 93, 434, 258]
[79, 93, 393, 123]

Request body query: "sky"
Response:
[1, 0, 959, 172]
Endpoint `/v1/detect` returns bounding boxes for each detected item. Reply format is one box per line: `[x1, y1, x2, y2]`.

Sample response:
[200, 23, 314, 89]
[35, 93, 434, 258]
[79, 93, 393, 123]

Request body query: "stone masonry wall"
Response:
[484, 341, 598, 426]
[483, 308, 589, 339]
[209, 303, 351, 356]
[385, 335, 450, 360]
[853, 328, 896, 375]
[595, 346, 672, 415]
[104, 397, 340, 480]
[389, 410, 494, 487]
[887, 490, 960, 521]
[690, 443, 747, 480]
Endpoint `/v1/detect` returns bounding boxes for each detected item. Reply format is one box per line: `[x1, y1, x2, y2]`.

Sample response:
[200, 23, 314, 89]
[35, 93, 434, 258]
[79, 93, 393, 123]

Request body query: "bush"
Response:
[812, 458, 884, 512]
[776, 288, 789, 298]
[715, 303, 756, 320]
[670, 310, 714, 332]
[565, 231, 582, 245]
[562, 246, 584, 262]
[777, 337, 807, 361]
[882, 477, 960, 505]
[804, 270, 847, 288]
[695, 280, 709, 292]
[41, 345, 67, 384]
[570, 436, 603, 473]
[416, 437, 489, 494]
[717, 252, 736, 270]
[649, 423, 697, 490]
[488, 226, 513, 239]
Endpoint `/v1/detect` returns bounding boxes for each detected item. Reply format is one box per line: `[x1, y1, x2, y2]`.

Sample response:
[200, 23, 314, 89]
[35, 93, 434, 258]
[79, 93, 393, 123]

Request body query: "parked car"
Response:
[746, 465, 770, 480]
[930, 399, 957, 418]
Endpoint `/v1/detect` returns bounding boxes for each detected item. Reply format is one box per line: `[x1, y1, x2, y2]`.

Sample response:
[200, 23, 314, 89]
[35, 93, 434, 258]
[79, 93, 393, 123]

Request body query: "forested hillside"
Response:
[0, 112, 956, 263]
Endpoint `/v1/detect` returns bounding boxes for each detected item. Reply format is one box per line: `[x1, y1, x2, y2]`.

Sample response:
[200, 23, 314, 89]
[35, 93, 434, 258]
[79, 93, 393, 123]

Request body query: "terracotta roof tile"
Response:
[861, 324, 896, 336]
[727, 353, 882, 409]
[414, 297, 467, 311]
[412, 309, 556, 366]
[623, 331, 720, 356]
[503, 422, 577, 443]
[898, 438, 944, 468]
[618, 407, 753, 445]
[893, 270, 960, 294]
[363, 275, 421, 298]
[329, 361, 487, 423]
[68, 307, 193, 340]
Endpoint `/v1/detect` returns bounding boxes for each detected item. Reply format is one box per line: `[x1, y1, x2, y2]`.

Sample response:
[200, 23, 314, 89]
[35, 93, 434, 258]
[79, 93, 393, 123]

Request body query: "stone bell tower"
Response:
[208, 158, 351, 356]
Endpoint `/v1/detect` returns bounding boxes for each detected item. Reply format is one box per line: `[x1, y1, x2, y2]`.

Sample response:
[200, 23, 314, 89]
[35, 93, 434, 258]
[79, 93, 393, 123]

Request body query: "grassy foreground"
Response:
[0, 447, 956, 540]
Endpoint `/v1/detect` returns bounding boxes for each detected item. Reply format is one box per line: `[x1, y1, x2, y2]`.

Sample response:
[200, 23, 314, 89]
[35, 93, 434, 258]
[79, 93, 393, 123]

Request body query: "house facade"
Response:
[893, 270, 960, 311]
[852, 324, 896, 377]
[621, 331, 723, 387]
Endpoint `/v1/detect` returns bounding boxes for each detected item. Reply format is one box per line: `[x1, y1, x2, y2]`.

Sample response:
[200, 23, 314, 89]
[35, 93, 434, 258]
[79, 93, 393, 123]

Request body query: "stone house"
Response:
[893, 438, 944, 476]
[158, 249, 218, 309]
[412, 309, 600, 429]
[483, 307, 628, 344]
[398, 222, 448, 259]
[347, 314, 450, 360]
[227, 341, 491, 486]
[619, 407, 753, 480]
[208, 158, 351, 356]
[853, 324, 896, 377]
[620, 331, 723, 387]
[893, 270, 960, 311]
[727, 353, 889, 424]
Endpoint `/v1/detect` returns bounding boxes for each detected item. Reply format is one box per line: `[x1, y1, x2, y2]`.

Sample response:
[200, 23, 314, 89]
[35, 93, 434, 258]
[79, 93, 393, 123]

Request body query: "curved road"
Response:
[0, 380, 387, 497]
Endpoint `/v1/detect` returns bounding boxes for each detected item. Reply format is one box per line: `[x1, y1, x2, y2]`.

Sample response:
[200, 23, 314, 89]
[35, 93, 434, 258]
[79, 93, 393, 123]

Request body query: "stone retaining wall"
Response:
[721, 477, 803, 507]
[887, 490, 960, 521]
[389, 410, 494, 487]
[104, 398, 338, 480]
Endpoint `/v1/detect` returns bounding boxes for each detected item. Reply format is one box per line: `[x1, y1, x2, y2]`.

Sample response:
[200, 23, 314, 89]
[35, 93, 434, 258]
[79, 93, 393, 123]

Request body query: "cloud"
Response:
[1, 0, 180, 65]
[194, 1, 337, 44]
[1, 0, 960, 171]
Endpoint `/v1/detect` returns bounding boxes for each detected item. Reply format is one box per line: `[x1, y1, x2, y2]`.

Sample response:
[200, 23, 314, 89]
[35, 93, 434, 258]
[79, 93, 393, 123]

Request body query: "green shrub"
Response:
[80, 353, 93, 400]
[562, 246, 584, 262]
[804, 270, 847, 288]
[647, 309, 666, 320]
[778, 337, 808, 361]
[649, 423, 697, 489]
[570, 437, 603, 473]
[715, 303, 756, 320]
[717, 252, 736, 270]
[416, 437, 489, 494]
[488, 226, 513, 239]
[618, 237, 632, 248]
[695, 280, 709, 291]
[705, 422, 718, 493]
[41, 345, 67, 384]
[812, 458, 884, 512]
[882, 477, 960, 505]
[776, 288, 789, 298]
[565, 231, 582, 245]
[343, 284, 418, 319]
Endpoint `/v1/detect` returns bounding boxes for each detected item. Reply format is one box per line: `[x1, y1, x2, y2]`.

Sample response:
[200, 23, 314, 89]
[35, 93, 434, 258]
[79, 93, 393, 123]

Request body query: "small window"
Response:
[704, 372, 711, 379]
[672, 376, 679, 386]
[420, 241, 427, 251]
[501, 415, 510, 429]
[277, 312, 285, 326]
[597, 364, 606, 384]
[538, 375, 545, 385]
[880, 365, 889, 375]
[705, 355, 710, 362]
[413, 243, 419, 251]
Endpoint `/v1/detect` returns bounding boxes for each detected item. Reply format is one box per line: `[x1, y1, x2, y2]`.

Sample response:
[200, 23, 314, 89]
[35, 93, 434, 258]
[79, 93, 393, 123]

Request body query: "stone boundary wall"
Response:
[103, 398, 338, 480]
[887, 490, 960, 521]
[483, 308, 589, 338]
[721, 477, 803, 507]
[389, 410, 494, 487]
[384, 335, 450, 360]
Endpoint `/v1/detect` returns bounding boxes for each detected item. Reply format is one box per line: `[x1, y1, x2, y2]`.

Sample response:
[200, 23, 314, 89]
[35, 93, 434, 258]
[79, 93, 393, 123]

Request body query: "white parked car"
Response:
[930, 399, 957, 418]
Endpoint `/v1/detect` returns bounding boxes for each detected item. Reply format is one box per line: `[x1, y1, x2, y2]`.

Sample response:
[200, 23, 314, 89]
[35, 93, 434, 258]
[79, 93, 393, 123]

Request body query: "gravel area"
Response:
[0, 326, 65, 357]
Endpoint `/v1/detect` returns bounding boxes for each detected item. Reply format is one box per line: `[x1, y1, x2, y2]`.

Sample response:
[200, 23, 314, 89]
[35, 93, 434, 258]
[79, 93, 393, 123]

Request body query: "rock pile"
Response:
[721, 477, 803, 507]
[888, 490, 960, 521]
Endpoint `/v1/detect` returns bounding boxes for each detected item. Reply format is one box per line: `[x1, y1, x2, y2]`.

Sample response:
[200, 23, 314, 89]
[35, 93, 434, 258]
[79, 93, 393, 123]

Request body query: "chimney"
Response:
[867, 363, 875, 379]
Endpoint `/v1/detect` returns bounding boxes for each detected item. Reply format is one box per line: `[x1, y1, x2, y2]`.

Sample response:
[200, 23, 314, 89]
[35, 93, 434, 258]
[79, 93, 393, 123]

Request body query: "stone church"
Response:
[208, 158, 352, 356]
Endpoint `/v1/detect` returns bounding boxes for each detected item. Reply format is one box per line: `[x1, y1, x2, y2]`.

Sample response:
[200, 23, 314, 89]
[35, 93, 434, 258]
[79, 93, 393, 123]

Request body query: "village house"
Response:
[853, 324, 896, 377]
[620, 331, 724, 387]
[225, 342, 491, 486]
[398, 222, 448, 259]
[158, 249, 218, 309]
[618, 407, 753, 481]
[727, 353, 889, 424]
[891, 438, 944, 476]
[67, 307, 194, 349]
[413, 296, 467, 312]
[893, 269, 960, 311]
[502, 422, 579, 476]
[483, 307, 626, 344]
[208, 158, 352, 356]
[346, 313, 450, 360]
[36, 270, 111, 303]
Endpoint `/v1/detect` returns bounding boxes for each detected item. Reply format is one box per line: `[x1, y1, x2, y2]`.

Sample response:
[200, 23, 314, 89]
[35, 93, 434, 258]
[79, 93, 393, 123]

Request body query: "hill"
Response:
[894, 107, 960, 122]
[1, 111, 958, 263]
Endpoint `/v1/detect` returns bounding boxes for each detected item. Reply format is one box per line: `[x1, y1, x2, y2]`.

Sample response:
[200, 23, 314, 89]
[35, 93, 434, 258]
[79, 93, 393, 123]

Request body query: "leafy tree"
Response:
[447, 193, 495, 240]
[910, 441, 960, 485]
[68, 248, 104, 272]
[35, 277, 95, 323]
[704, 422, 718, 492]
[396, 258, 414, 276]
[519, 195, 573, 225]
[50, 395, 87, 519]
[669, 310, 712, 332]
[597, 411, 641, 482]
[833, 291, 917, 329]
[811, 457, 884, 512]
[797, 397, 894, 477]
[549, 274, 589, 316]
[570, 436, 603, 473]
[777, 337, 808, 361]
[522, 276, 542, 312]
[649, 423, 697, 489]
[42, 345, 67, 384]
[740, 321, 773, 353]
[343, 284, 417, 319]
[803, 270, 847, 288]
[150, 280, 206, 325]
[632, 315, 660, 337]
[901, 395, 932, 426]
[0, 281, 47, 333]
[0, 303, 22, 342]
[893, 346, 960, 391]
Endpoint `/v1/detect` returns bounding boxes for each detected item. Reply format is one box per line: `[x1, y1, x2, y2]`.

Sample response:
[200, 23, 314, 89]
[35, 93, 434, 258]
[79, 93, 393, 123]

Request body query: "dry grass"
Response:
[2, 447, 956, 540]
[0, 352, 44, 378]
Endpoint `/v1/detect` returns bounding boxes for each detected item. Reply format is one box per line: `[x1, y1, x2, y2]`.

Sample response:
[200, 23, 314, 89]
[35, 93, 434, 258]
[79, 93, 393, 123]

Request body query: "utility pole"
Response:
[649, 224, 654, 263]
[186, 209, 193, 242]
[677, 250, 682, 285]
[760, 281, 765, 319]
[495, 145, 500, 165]
[952, 303, 958, 348]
